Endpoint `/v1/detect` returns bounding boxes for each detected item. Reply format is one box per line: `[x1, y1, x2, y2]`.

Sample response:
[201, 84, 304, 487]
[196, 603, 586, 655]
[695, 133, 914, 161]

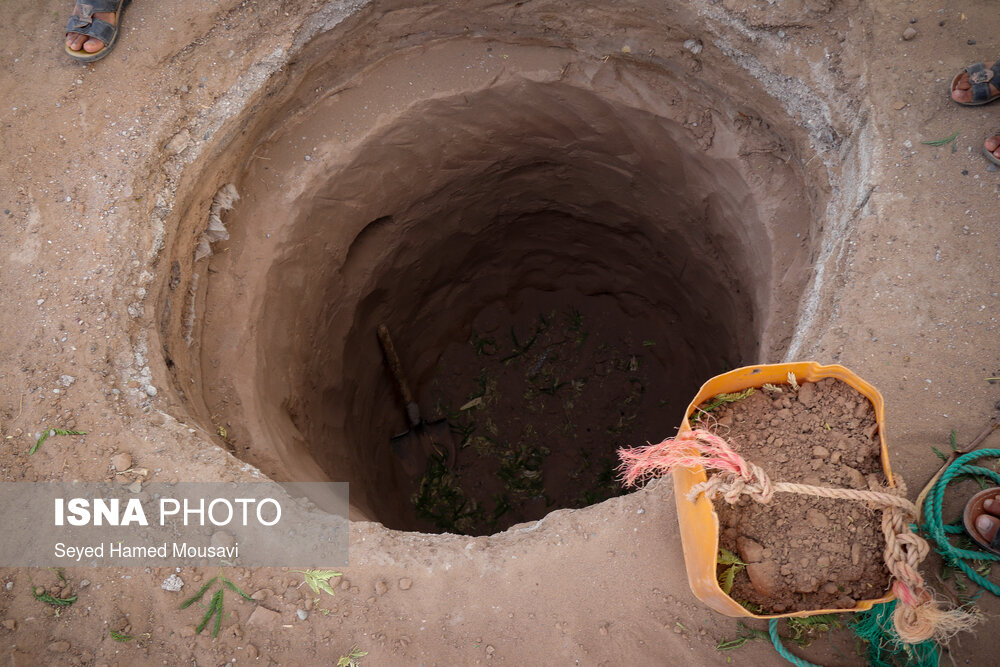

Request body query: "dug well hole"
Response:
[160, 35, 822, 534]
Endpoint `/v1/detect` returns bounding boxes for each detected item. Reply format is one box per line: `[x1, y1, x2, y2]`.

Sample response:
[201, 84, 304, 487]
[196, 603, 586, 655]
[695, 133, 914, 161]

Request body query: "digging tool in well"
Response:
[377, 324, 455, 477]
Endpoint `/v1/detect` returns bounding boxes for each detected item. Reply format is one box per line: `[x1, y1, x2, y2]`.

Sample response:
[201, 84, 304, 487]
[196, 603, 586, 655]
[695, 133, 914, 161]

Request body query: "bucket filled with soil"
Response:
[627, 363, 899, 619]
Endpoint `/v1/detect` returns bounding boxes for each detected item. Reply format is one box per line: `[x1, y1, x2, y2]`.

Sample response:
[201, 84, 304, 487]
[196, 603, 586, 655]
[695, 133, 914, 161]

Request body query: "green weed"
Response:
[179, 573, 252, 637]
[501, 320, 544, 364]
[717, 548, 746, 595]
[30, 569, 76, 607]
[30, 428, 87, 455]
[786, 615, 842, 646]
[470, 331, 497, 356]
[716, 622, 769, 650]
[412, 453, 481, 533]
[33, 587, 76, 607]
[691, 389, 754, 424]
[921, 131, 958, 148]
[294, 569, 342, 597]
[338, 645, 368, 667]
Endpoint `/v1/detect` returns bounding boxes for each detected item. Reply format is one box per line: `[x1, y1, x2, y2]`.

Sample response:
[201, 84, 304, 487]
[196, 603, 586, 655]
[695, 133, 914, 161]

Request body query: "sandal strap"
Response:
[76, 0, 124, 14]
[65, 14, 117, 45]
[966, 61, 1000, 103]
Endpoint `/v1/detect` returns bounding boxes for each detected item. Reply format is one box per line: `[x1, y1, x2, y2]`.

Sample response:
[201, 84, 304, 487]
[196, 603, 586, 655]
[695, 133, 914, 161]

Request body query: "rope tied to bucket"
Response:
[619, 429, 979, 645]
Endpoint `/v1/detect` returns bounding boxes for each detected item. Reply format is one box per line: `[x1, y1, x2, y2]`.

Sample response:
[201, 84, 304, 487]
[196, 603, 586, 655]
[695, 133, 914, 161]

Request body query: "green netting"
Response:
[851, 601, 938, 667]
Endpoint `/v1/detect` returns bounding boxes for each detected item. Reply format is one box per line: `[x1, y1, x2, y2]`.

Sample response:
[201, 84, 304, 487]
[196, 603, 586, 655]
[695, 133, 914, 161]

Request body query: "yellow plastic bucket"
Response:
[672, 362, 896, 619]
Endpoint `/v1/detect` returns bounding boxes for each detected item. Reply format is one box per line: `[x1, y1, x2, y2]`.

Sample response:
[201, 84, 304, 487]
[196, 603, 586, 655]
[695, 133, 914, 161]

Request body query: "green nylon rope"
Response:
[921, 448, 1000, 595]
[769, 619, 822, 667]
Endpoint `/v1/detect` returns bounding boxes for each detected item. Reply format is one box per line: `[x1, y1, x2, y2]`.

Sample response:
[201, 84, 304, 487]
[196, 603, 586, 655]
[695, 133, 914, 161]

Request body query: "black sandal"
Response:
[950, 59, 1000, 106]
[65, 0, 130, 63]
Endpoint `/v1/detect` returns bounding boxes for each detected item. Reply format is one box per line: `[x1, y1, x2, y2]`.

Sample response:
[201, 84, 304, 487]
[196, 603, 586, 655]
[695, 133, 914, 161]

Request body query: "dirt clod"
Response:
[736, 536, 763, 563]
[247, 606, 282, 630]
[111, 452, 132, 472]
[746, 561, 780, 597]
[251, 588, 271, 601]
[806, 509, 829, 529]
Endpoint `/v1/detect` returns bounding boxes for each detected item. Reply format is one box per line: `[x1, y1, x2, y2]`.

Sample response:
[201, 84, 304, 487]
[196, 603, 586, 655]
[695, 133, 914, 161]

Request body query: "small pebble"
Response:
[161, 574, 184, 592]
[375, 580, 388, 595]
[296, 609, 308, 621]
[398, 577, 412, 590]
[902, 26, 917, 41]
[967, 39, 976, 45]
[79, 579, 90, 588]
[683, 38, 703, 55]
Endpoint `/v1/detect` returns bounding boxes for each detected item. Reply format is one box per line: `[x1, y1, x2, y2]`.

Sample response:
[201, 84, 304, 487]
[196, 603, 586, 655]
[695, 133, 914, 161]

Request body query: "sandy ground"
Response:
[1, 0, 999, 665]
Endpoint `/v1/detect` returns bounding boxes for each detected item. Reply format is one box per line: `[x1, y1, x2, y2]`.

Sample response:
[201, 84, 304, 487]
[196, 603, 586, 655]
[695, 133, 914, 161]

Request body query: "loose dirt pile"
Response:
[709, 379, 891, 613]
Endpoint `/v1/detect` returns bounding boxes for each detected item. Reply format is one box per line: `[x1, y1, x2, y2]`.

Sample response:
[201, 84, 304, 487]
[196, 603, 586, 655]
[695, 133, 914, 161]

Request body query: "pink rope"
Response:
[617, 429, 751, 487]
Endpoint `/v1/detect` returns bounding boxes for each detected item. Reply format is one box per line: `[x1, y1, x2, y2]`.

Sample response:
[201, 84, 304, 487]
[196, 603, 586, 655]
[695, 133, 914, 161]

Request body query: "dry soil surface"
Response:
[1, 1, 999, 665]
